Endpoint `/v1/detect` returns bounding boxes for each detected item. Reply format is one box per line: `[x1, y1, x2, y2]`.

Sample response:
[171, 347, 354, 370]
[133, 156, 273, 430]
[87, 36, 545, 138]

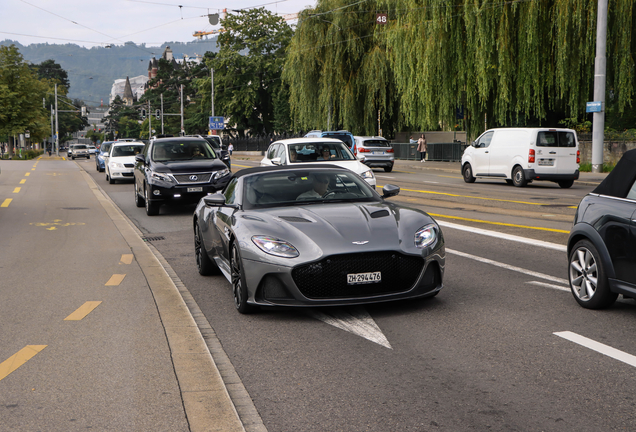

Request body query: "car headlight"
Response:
[150, 171, 175, 183]
[213, 168, 230, 180]
[360, 169, 375, 179]
[252, 235, 299, 258]
[414, 224, 437, 249]
[110, 162, 125, 168]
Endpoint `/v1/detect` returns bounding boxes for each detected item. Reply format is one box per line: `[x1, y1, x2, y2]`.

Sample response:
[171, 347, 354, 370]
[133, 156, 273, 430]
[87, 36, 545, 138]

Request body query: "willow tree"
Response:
[286, 0, 634, 138]
[283, 0, 398, 135]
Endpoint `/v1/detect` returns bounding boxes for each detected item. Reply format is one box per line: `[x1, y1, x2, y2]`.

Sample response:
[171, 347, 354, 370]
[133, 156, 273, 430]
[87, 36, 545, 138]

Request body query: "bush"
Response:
[579, 161, 615, 173]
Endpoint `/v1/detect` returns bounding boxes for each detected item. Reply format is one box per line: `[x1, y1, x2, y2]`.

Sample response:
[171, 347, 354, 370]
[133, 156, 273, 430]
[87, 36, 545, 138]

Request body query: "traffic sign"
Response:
[209, 116, 224, 130]
[586, 101, 603, 113]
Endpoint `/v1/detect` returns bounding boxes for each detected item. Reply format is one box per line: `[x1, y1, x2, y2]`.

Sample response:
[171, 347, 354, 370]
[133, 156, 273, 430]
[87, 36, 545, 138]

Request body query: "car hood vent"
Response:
[278, 216, 313, 223]
[369, 209, 390, 219]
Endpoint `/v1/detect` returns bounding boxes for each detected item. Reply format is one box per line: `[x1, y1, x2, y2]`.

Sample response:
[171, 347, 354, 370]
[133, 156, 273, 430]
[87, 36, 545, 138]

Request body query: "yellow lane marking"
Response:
[30, 220, 85, 230]
[1, 199, 12, 207]
[105, 274, 126, 286]
[392, 170, 415, 174]
[31, 168, 35, 171]
[438, 175, 463, 179]
[64, 301, 102, 321]
[20, 179, 26, 184]
[232, 164, 253, 168]
[428, 213, 570, 233]
[120, 254, 134, 265]
[24, 173, 30, 177]
[13, 187, 20, 193]
[0, 345, 47, 382]
[377, 185, 573, 207]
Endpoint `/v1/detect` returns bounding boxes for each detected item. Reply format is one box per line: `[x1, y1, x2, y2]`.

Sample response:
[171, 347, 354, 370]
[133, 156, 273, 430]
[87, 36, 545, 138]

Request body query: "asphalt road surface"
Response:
[7, 155, 636, 432]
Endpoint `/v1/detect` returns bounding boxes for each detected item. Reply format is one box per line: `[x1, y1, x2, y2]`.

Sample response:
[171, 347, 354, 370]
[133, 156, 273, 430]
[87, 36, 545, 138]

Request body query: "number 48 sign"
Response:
[376, 13, 387, 24]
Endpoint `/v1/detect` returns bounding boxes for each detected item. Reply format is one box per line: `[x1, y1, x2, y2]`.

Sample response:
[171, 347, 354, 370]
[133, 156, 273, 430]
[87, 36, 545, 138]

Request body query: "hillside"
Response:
[1, 39, 219, 106]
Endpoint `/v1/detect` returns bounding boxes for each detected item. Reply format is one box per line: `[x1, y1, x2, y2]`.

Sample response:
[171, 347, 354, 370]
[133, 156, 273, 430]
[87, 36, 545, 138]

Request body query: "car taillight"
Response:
[358, 147, 370, 153]
[576, 150, 580, 164]
[528, 149, 535, 163]
[386, 148, 394, 153]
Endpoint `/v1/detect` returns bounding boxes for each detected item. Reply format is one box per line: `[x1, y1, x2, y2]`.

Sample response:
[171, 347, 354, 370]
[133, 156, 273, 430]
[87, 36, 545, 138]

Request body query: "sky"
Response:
[0, 0, 315, 48]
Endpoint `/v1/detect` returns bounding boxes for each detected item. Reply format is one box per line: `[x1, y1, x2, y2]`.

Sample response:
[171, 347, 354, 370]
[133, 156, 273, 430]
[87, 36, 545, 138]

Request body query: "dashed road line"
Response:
[527, 281, 570, 292]
[1, 199, 12, 207]
[433, 214, 570, 233]
[13, 187, 20, 193]
[120, 254, 134, 265]
[64, 301, 102, 321]
[19, 179, 26, 184]
[105, 274, 126, 286]
[554, 331, 636, 368]
[0, 345, 47, 382]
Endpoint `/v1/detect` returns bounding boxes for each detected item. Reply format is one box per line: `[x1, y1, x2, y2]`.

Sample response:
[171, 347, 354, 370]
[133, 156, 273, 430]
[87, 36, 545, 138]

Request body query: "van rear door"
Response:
[535, 130, 578, 174]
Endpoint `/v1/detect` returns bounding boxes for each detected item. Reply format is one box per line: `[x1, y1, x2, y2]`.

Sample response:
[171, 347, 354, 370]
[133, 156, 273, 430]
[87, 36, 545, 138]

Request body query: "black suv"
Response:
[187, 135, 231, 169]
[567, 149, 636, 309]
[134, 137, 232, 216]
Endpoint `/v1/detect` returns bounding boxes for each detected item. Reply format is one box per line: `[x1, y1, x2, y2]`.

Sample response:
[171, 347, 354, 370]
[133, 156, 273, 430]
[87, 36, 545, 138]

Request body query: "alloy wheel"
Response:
[569, 246, 598, 301]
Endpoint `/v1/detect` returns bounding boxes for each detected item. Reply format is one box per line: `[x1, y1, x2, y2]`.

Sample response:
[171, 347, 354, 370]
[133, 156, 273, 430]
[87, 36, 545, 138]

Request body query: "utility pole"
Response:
[211, 68, 215, 117]
[50, 105, 54, 151]
[55, 84, 60, 156]
[591, 0, 608, 173]
[180, 84, 184, 136]
[148, 100, 152, 138]
[160, 93, 164, 135]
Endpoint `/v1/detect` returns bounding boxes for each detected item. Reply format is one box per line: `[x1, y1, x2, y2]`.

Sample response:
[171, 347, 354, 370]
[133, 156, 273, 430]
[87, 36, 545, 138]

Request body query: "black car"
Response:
[567, 149, 636, 309]
[187, 135, 231, 169]
[133, 137, 232, 216]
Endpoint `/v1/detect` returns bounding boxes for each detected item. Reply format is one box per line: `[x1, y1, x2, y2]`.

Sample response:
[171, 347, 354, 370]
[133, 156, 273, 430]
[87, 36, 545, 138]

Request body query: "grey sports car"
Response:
[193, 165, 445, 313]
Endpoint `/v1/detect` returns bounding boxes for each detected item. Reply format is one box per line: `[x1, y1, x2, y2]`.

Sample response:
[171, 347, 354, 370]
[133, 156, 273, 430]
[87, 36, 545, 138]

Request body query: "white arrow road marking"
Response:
[555, 331, 636, 368]
[527, 281, 570, 292]
[307, 307, 392, 349]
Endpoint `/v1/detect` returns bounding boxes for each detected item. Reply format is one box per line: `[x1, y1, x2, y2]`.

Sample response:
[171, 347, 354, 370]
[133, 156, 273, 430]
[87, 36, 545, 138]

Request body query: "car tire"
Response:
[462, 163, 475, 183]
[505, 179, 513, 185]
[134, 183, 145, 207]
[568, 239, 617, 309]
[512, 166, 527, 187]
[72, 156, 75, 160]
[108, 174, 115, 184]
[231, 243, 254, 314]
[384, 165, 393, 173]
[194, 223, 219, 275]
[144, 186, 160, 216]
[558, 180, 574, 189]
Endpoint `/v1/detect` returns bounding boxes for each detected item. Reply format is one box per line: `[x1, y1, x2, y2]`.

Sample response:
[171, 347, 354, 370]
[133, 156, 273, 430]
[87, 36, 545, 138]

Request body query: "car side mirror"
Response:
[135, 154, 145, 164]
[271, 157, 282, 166]
[381, 184, 400, 198]
[203, 194, 226, 207]
[472, 141, 478, 147]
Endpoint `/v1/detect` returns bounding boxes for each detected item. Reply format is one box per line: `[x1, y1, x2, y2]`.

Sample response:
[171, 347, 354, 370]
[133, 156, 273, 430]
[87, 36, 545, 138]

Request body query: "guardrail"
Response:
[391, 142, 468, 161]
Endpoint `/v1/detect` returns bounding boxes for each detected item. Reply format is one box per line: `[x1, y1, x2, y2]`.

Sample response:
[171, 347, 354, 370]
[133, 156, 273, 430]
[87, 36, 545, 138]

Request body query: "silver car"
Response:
[193, 165, 445, 313]
[354, 136, 395, 172]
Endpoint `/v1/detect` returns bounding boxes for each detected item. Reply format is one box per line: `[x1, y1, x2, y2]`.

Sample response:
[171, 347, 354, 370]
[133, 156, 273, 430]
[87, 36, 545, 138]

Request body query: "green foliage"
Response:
[205, 8, 293, 136]
[579, 161, 615, 172]
[85, 129, 104, 143]
[104, 95, 141, 138]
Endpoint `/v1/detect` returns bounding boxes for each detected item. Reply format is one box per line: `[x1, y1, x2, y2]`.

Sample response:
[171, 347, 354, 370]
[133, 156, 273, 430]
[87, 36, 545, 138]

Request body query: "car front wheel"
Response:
[462, 163, 475, 183]
[569, 240, 617, 309]
[134, 183, 145, 207]
[144, 187, 160, 216]
[231, 243, 254, 314]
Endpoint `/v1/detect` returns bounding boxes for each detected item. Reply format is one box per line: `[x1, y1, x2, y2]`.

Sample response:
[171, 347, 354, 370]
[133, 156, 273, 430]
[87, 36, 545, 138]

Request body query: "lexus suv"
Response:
[567, 148, 636, 309]
[133, 137, 232, 216]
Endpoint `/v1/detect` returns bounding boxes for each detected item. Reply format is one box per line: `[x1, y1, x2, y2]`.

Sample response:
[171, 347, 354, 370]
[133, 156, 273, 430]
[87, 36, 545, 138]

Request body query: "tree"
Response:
[32, 59, 70, 88]
[204, 8, 293, 136]
[0, 45, 50, 154]
[104, 95, 141, 139]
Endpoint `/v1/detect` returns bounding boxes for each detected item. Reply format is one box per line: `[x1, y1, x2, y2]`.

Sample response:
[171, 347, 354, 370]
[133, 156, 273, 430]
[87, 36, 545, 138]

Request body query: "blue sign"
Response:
[209, 116, 225, 130]
[586, 101, 602, 113]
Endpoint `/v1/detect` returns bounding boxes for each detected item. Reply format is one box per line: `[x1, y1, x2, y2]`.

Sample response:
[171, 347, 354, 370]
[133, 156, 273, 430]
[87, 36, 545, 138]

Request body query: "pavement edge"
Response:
[78, 169, 266, 432]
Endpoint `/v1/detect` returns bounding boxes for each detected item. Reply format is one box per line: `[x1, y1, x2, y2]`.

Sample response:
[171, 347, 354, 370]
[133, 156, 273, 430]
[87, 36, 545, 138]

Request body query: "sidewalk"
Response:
[231, 151, 608, 186]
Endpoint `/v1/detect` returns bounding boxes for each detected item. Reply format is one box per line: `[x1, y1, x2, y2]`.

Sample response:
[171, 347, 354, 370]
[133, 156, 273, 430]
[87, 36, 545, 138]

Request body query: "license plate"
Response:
[347, 272, 381, 285]
[373, 151, 385, 155]
[187, 187, 203, 192]
[538, 159, 554, 166]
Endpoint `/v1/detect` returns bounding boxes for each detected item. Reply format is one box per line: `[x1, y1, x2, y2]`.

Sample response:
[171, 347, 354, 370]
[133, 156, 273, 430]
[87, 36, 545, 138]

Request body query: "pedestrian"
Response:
[417, 134, 427, 162]
[409, 135, 417, 144]
[227, 143, 234, 156]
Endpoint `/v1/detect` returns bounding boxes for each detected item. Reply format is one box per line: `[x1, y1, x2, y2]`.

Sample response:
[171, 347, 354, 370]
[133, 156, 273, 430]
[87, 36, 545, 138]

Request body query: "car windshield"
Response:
[111, 144, 145, 157]
[101, 143, 112, 153]
[75, 145, 87, 149]
[242, 169, 378, 209]
[288, 142, 355, 163]
[152, 140, 216, 162]
[204, 137, 221, 150]
[362, 139, 391, 148]
[323, 133, 353, 149]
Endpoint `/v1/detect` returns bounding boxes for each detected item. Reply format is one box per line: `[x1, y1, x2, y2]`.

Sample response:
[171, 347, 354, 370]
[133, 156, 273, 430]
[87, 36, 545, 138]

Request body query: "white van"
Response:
[461, 128, 580, 188]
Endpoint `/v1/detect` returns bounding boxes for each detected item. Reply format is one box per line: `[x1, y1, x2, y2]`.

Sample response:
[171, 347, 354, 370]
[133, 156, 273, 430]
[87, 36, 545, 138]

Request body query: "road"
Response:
[4, 154, 636, 431]
[84, 155, 636, 432]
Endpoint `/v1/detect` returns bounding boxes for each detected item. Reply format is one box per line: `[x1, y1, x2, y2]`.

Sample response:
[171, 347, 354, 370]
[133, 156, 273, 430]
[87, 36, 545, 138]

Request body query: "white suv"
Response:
[353, 136, 395, 172]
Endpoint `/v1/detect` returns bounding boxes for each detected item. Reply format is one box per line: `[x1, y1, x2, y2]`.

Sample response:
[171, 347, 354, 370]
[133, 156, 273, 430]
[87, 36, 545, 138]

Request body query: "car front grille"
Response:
[124, 163, 134, 168]
[292, 252, 425, 299]
[172, 173, 213, 184]
[121, 172, 133, 177]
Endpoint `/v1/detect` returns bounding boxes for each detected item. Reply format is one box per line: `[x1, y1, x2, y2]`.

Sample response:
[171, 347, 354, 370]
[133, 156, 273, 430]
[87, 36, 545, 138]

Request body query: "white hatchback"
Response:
[106, 142, 145, 184]
[260, 138, 376, 188]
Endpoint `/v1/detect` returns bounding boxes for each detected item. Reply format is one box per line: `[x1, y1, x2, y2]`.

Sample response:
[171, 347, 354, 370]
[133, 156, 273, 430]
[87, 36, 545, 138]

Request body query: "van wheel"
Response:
[512, 166, 527, 187]
[558, 180, 574, 189]
[462, 164, 475, 183]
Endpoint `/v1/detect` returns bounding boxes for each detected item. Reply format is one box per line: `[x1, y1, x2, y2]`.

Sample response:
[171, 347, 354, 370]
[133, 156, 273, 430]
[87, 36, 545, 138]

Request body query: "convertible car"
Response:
[193, 165, 445, 313]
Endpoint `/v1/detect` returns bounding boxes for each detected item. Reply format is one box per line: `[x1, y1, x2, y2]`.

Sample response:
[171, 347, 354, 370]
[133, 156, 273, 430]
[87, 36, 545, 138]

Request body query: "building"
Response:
[109, 75, 148, 104]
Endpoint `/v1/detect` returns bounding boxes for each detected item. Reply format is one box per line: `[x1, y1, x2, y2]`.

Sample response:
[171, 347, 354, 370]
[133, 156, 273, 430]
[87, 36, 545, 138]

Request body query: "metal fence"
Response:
[391, 142, 468, 161]
[227, 134, 305, 152]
